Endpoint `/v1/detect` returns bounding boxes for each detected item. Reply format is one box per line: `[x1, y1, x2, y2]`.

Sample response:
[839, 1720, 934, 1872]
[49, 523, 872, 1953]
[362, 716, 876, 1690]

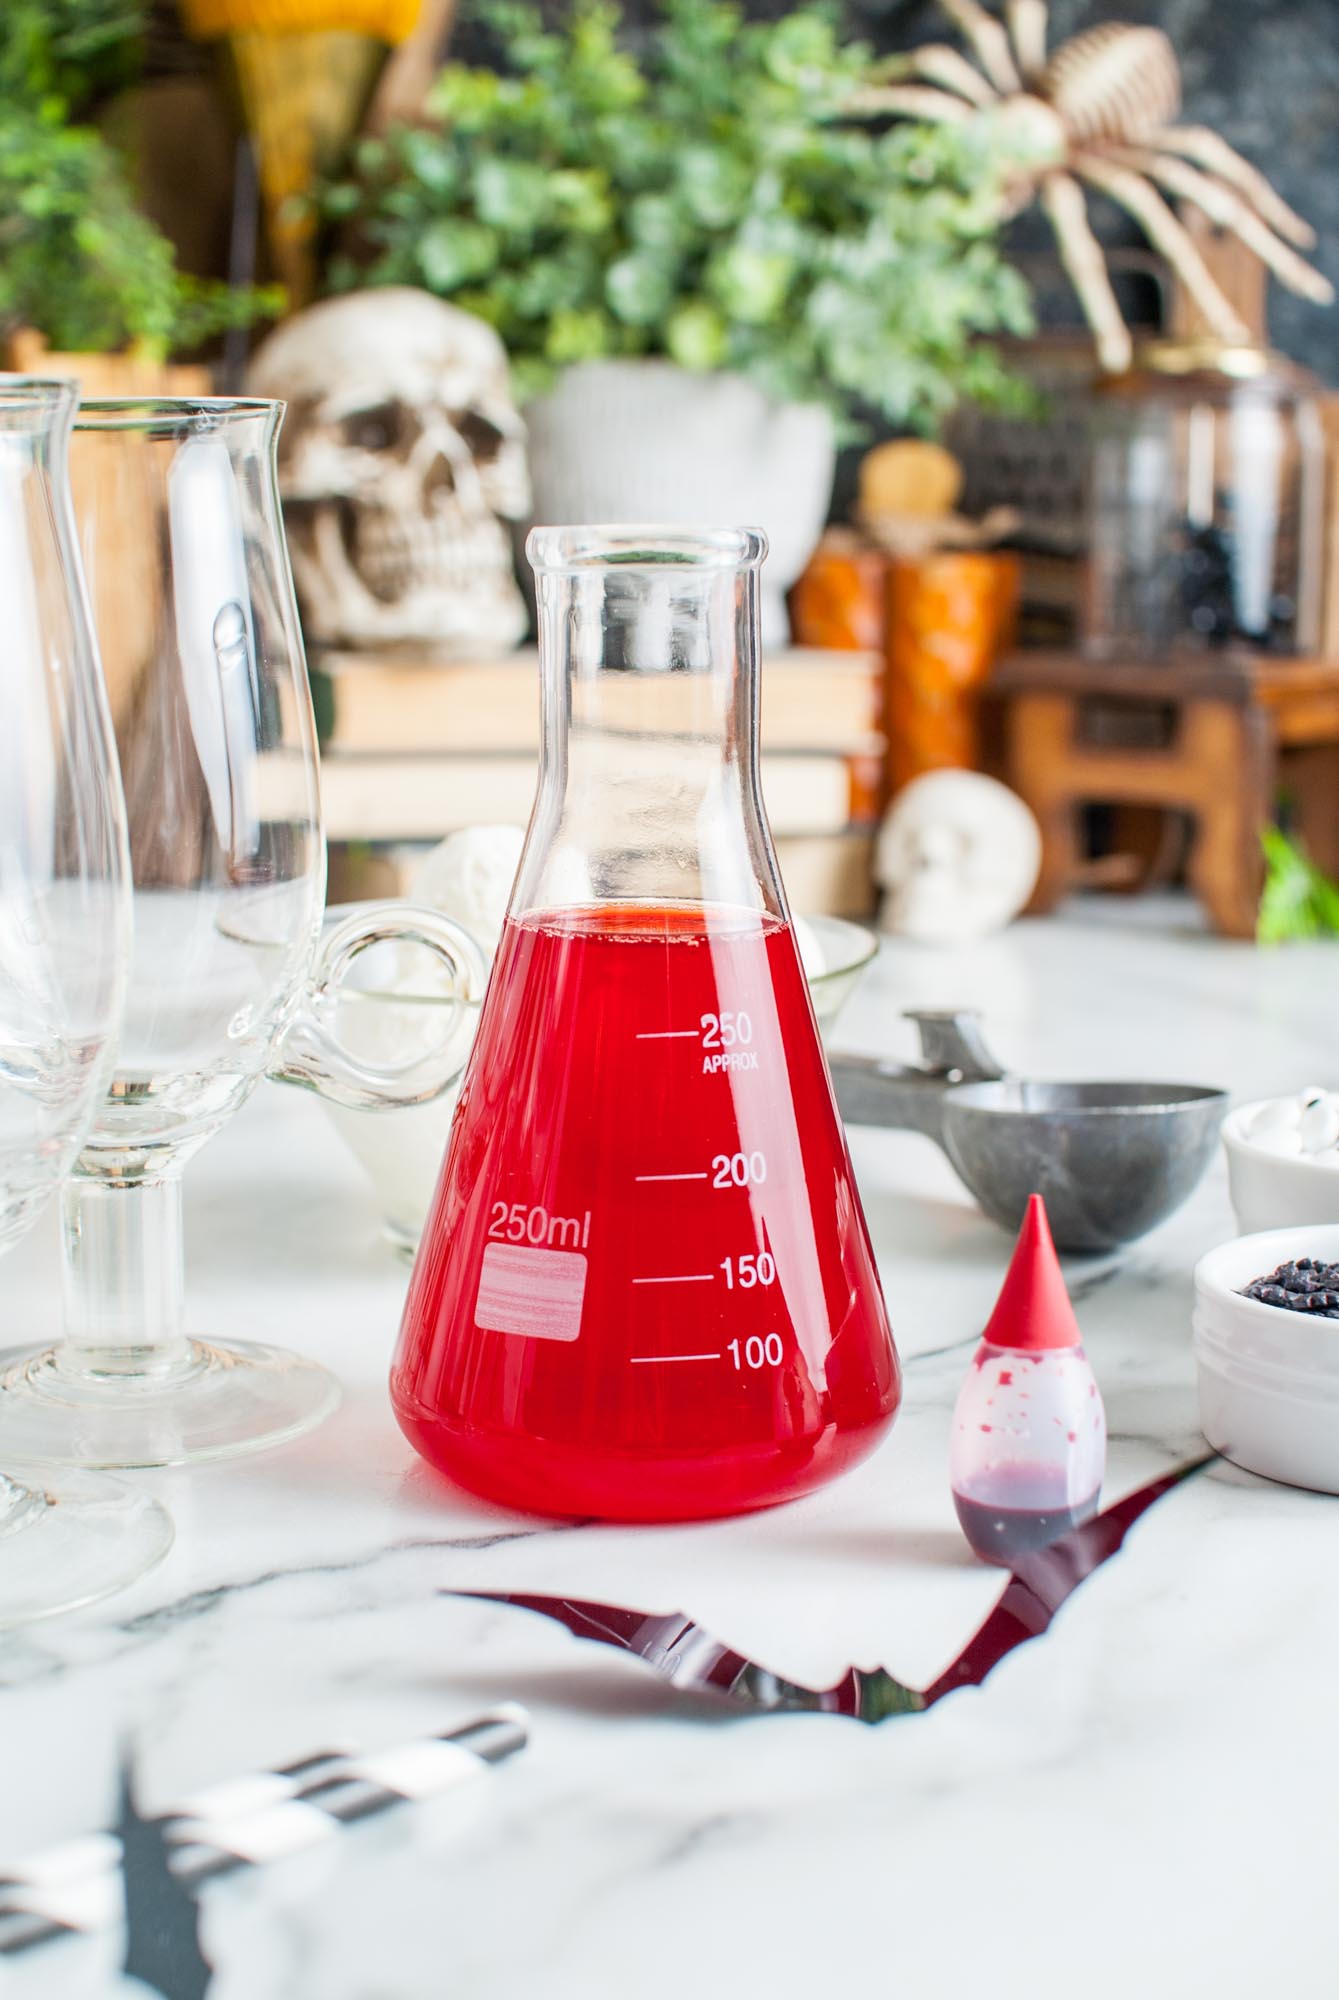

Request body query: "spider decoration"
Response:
[852, 0, 1333, 372]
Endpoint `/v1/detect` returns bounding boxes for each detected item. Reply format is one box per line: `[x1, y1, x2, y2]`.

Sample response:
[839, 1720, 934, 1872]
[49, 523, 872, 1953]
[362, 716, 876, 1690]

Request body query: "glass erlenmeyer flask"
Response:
[392, 526, 901, 1520]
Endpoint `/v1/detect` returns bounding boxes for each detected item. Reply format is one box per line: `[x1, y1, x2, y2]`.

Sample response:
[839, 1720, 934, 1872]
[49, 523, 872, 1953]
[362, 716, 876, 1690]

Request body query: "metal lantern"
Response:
[1083, 339, 1327, 660]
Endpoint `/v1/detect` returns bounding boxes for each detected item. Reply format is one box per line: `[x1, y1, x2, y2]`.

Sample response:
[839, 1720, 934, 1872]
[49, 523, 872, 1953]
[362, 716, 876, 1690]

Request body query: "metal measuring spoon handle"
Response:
[829, 1009, 1007, 1142]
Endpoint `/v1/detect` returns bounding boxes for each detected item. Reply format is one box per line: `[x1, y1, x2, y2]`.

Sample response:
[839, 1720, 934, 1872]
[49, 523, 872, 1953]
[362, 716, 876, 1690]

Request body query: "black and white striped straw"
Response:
[0, 1704, 528, 1959]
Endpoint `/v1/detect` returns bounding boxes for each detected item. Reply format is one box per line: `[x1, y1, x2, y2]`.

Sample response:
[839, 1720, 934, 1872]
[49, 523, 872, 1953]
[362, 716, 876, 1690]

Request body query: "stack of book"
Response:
[315, 647, 886, 914]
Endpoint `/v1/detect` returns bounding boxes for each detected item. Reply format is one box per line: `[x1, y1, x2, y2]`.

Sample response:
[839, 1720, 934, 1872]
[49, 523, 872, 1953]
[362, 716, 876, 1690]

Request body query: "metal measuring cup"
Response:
[830, 1011, 1226, 1254]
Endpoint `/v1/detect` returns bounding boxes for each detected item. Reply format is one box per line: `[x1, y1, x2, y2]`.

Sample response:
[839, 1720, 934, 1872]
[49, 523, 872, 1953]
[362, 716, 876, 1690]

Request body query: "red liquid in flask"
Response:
[392, 903, 900, 1520]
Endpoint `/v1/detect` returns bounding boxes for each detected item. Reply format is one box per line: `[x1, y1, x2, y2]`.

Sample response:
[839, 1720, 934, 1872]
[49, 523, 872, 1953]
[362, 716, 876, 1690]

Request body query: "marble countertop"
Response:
[3, 897, 1338, 2000]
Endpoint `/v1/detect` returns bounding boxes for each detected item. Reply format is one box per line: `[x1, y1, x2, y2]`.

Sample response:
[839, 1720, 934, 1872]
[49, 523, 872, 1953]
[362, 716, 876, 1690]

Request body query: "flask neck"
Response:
[515, 529, 784, 922]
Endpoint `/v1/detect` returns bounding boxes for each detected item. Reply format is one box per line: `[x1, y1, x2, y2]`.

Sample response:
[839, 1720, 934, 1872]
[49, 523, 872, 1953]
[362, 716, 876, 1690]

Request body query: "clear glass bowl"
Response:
[804, 914, 880, 1030]
[311, 909, 878, 1253]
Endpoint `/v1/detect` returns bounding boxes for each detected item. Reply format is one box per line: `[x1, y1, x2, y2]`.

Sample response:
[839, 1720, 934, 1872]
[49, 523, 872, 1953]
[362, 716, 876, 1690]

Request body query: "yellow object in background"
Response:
[180, 0, 420, 35]
[858, 439, 963, 521]
[178, 0, 424, 303]
[855, 438, 1017, 560]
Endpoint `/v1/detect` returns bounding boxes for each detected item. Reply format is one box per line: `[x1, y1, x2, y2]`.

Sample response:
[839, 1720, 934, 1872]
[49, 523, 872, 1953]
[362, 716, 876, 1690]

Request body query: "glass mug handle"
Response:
[270, 905, 489, 1110]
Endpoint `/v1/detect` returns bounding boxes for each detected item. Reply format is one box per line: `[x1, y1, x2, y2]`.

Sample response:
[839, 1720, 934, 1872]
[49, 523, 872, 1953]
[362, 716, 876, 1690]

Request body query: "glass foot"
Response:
[0, 1467, 173, 1626]
[0, 1338, 341, 1470]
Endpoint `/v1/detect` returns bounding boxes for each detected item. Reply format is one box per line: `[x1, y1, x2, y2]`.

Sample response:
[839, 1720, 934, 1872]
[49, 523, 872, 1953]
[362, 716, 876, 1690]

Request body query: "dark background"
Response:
[858, 0, 1339, 379]
[529, 0, 1339, 382]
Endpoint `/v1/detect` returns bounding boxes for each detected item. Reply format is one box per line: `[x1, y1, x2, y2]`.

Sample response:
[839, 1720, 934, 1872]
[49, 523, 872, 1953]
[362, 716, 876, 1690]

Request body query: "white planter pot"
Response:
[523, 360, 835, 645]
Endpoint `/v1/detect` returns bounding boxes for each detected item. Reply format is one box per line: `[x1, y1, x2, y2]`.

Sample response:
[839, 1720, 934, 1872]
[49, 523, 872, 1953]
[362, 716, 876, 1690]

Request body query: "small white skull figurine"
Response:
[247, 288, 530, 653]
[876, 771, 1042, 945]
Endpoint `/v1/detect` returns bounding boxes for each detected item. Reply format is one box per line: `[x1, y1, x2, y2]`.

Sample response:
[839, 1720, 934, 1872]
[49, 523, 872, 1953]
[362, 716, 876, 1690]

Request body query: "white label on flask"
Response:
[475, 1242, 587, 1342]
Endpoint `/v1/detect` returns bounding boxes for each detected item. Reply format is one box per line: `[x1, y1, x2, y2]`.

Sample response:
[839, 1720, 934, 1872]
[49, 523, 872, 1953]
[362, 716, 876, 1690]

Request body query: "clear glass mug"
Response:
[0, 398, 486, 1471]
[0, 376, 173, 1619]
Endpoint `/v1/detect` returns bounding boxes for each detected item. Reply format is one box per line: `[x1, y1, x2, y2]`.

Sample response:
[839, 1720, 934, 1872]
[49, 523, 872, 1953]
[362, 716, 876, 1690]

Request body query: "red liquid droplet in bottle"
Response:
[950, 1196, 1106, 1565]
[392, 902, 900, 1520]
[953, 1474, 1099, 1563]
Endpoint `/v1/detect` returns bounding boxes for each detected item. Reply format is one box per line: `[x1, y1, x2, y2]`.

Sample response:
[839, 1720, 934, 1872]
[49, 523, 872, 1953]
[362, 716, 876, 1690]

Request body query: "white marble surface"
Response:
[3, 897, 1339, 1999]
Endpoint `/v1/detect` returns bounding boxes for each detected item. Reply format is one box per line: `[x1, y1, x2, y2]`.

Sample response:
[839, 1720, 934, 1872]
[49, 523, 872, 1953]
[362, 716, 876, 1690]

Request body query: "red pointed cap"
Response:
[980, 1194, 1083, 1353]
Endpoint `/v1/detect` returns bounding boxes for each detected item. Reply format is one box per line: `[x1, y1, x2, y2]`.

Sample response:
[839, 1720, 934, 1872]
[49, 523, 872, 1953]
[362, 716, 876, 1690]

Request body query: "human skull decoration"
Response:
[247, 288, 530, 652]
[876, 771, 1042, 945]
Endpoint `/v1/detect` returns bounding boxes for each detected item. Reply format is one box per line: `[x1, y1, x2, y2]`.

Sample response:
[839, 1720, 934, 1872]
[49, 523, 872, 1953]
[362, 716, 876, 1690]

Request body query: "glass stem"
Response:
[58, 1172, 193, 1380]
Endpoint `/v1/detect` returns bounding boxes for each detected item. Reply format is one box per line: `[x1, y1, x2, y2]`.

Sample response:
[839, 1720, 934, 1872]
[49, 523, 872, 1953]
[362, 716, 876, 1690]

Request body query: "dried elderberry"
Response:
[1242, 1259, 1339, 1318]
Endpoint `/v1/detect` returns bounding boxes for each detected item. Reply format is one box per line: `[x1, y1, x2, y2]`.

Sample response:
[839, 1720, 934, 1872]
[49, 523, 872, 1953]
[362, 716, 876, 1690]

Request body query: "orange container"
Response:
[884, 551, 1020, 789]
[789, 534, 886, 652]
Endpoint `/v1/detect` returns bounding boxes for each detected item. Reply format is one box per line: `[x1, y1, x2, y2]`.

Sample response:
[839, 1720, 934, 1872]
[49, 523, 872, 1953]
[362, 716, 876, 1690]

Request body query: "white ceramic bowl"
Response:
[318, 911, 879, 1253]
[1222, 1099, 1339, 1235]
[1193, 1223, 1339, 1493]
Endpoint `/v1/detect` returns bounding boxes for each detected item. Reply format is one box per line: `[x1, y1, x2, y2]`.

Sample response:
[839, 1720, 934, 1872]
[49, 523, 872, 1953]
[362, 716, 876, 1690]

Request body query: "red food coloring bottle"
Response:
[950, 1195, 1106, 1565]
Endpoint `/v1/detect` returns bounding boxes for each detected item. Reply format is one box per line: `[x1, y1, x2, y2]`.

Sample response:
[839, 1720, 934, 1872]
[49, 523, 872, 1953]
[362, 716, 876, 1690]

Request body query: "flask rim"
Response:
[73, 397, 281, 439]
[527, 524, 767, 574]
[0, 376, 74, 413]
[0, 375, 76, 435]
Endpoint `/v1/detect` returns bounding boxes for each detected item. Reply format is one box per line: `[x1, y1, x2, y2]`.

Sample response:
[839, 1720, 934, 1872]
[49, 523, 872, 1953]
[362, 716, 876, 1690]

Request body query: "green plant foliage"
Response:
[322, 0, 1035, 428]
[0, 0, 147, 112]
[0, 0, 279, 356]
[1258, 826, 1339, 944]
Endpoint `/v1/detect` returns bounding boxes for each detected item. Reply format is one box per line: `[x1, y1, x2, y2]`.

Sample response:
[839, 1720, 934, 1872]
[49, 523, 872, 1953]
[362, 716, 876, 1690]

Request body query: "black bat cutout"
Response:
[455, 1458, 1211, 1723]
[117, 1755, 214, 2000]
